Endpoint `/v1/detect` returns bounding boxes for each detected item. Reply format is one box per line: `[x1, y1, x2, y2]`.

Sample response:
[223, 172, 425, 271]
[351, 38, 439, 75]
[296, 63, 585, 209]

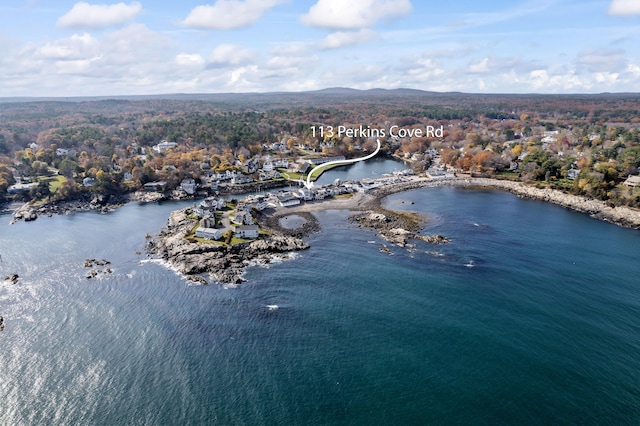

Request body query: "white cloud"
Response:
[301, 0, 412, 29]
[468, 57, 490, 73]
[37, 33, 97, 60]
[175, 53, 205, 67]
[57, 1, 142, 29]
[319, 29, 376, 49]
[208, 44, 256, 66]
[626, 63, 640, 78]
[609, 0, 640, 15]
[181, 0, 287, 30]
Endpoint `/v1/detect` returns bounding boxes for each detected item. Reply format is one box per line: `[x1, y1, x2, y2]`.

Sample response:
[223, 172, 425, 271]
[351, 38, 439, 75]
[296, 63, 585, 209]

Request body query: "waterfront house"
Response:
[143, 181, 168, 192]
[236, 225, 259, 239]
[180, 178, 197, 195]
[194, 197, 226, 216]
[195, 227, 222, 240]
[231, 175, 254, 185]
[277, 193, 301, 207]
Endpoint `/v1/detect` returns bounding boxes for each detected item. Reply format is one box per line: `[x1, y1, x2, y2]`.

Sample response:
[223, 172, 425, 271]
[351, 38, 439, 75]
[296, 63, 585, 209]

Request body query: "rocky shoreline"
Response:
[8, 176, 639, 230]
[364, 177, 640, 230]
[148, 207, 309, 284]
[9, 194, 128, 224]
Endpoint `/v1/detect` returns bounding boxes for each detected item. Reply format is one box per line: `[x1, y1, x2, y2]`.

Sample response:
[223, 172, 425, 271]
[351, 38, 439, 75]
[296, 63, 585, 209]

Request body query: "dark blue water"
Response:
[314, 157, 408, 185]
[1, 188, 640, 425]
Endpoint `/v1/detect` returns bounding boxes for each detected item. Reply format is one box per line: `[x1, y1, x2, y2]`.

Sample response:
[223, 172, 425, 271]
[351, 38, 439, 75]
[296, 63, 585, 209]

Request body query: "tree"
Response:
[30, 180, 51, 200]
[58, 158, 77, 178]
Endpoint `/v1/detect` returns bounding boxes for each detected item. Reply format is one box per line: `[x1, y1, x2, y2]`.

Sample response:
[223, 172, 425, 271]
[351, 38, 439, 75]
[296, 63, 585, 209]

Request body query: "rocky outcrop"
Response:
[84, 259, 113, 279]
[350, 210, 450, 248]
[151, 207, 309, 284]
[0, 315, 4, 331]
[3, 274, 19, 285]
[10, 194, 128, 224]
[11, 204, 37, 223]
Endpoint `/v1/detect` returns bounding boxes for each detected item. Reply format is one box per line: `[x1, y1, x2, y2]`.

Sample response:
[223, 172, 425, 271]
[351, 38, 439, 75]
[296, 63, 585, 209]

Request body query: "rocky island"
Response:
[149, 207, 309, 285]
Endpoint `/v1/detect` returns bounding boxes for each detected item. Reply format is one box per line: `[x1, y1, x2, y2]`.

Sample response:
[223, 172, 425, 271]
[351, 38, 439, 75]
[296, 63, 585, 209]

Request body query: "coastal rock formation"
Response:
[11, 204, 37, 223]
[152, 207, 309, 284]
[0, 315, 4, 331]
[350, 209, 450, 248]
[3, 274, 19, 285]
[84, 259, 113, 279]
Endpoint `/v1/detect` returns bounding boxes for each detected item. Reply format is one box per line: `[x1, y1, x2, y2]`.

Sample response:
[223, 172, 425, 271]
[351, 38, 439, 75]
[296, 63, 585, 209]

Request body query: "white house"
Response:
[235, 225, 259, 239]
[274, 159, 289, 169]
[152, 140, 178, 153]
[180, 178, 197, 195]
[624, 175, 640, 187]
[194, 197, 226, 216]
[195, 227, 222, 240]
[56, 148, 70, 156]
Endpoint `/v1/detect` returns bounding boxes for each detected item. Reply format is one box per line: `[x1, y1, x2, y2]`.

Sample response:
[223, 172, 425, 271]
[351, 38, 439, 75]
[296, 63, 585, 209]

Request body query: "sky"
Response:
[1, 0, 640, 96]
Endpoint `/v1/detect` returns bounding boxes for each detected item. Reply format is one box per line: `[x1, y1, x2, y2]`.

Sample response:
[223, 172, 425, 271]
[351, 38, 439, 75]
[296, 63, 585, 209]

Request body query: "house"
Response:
[194, 197, 226, 216]
[143, 181, 167, 192]
[56, 148, 70, 156]
[180, 178, 197, 195]
[233, 210, 254, 225]
[231, 175, 253, 185]
[82, 177, 96, 187]
[274, 159, 289, 169]
[624, 175, 640, 187]
[297, 188, 314, 201]
[201, 215, 216, 229]
[123, 171, 133, 181]
[242, 160, 259, 174]
[152, 140, 178, 153]
[566, 169, 580, 180]
[293, 161, 311, 175]
[236, 225, 259, 239]
[277, 193, 301, 207]
[7, 182, 38, 194]
[195, 227, 222, 240]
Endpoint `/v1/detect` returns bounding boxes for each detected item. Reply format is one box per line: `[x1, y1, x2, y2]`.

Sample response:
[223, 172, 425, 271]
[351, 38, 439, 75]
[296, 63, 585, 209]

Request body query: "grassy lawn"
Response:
[42, 175, 67, 192]
[495, 170, 520, 180]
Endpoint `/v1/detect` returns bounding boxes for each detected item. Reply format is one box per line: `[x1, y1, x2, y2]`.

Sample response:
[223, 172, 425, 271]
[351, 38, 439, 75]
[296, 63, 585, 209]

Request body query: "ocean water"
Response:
[1, 188, 640, 425]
